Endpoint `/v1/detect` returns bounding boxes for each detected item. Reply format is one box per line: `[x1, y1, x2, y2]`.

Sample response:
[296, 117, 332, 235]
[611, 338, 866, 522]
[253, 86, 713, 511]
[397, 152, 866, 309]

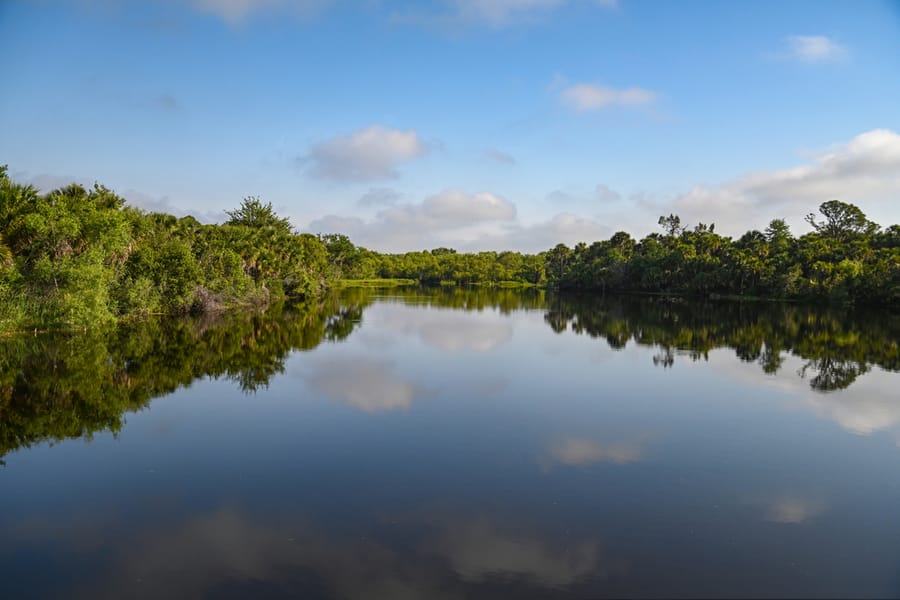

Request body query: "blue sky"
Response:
[2, 0, 899, 251]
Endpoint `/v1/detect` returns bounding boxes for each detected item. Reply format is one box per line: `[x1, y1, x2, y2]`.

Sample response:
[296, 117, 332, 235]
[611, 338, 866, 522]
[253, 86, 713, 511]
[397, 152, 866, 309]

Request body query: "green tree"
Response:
[225, 196, 293, 235]
[805, 200, 878, 242]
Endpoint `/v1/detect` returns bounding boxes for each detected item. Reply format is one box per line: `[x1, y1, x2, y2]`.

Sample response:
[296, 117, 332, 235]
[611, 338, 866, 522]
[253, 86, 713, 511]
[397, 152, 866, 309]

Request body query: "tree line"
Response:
[2, 166, 898, 331]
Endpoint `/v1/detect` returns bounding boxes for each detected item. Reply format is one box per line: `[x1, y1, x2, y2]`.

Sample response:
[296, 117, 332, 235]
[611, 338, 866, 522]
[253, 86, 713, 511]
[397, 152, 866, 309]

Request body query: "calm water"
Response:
[2, 288, 900, 599]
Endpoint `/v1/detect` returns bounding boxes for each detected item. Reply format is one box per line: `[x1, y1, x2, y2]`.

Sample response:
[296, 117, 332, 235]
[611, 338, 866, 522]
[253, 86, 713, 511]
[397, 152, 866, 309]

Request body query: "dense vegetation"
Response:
[2, 166, 898, 333]
[0, 167, 332, 330]
[544, 208, 899, 305]
[3, 287, 896, 461]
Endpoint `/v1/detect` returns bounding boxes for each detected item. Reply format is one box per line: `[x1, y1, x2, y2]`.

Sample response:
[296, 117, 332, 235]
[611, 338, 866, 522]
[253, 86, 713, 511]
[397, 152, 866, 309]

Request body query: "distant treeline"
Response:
[2, 166, 898, 330]
[325, 202, 899, 306]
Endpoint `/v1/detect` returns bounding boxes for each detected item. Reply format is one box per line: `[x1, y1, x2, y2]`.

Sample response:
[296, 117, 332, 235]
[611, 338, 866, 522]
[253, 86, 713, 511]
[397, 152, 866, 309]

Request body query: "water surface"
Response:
[2, 288, 899, 598]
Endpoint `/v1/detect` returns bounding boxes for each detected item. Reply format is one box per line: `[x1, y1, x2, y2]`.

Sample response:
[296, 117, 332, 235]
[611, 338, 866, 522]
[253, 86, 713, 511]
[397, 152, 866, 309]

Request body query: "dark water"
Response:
[2, 288, 899, 599]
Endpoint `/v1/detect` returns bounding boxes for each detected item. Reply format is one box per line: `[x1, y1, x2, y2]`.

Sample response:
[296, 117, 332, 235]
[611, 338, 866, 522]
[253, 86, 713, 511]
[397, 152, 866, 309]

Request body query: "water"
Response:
[2, 288, 899, 598]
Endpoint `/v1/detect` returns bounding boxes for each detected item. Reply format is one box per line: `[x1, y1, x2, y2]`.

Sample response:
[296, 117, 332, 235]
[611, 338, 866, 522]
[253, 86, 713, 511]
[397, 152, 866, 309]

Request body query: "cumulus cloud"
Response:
[560, 83, 655, 111]
[303, 125, 429, 182]
[190, 0, 327, 24]
[783, 35, 848, 64]
[666, 129, 900, 237]
[473, 213, 611, 253]
[307, 356, 419, 412]
[309, 189, 518, 251]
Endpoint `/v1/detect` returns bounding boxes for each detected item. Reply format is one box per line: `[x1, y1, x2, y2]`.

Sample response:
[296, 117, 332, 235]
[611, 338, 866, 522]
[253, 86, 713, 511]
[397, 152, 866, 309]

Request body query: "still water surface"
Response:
[2, 288, 900, 598]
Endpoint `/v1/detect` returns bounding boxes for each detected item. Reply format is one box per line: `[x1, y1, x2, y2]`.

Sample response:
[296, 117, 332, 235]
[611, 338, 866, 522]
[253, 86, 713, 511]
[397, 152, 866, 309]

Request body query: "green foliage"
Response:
[806, 200, 879, 242]
[0, 172, 333, 331]
[0, 293, 369, 461]
[225, 196, 293, 234]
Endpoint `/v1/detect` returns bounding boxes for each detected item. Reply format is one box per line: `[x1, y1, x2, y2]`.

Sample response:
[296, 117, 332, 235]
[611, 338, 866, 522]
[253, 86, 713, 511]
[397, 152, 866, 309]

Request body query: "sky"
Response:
[1, 0, 899, 252]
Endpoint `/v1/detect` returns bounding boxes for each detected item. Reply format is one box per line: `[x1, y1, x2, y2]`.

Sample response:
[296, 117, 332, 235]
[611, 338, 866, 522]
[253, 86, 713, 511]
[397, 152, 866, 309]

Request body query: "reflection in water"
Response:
[0, 295, 369, 462]
[432, 519, 604, 587]
[376, 308, 514, 353]
[541, 437, 643, 468]
[764, 496, 826, 524]
[307, 356, 420, 412]
[544, 292, 899, 391]
[3, 286, 900, 598]
[3, 288, 898, 460]
[7, 505, 609, 599]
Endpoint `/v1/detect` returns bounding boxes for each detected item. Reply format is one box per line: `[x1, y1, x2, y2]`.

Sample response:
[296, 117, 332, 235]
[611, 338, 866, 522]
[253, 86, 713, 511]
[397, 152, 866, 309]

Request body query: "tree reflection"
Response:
[544, 293, 898, 391]
[0, 294, 370, 461]
[2, 286, 897, 461]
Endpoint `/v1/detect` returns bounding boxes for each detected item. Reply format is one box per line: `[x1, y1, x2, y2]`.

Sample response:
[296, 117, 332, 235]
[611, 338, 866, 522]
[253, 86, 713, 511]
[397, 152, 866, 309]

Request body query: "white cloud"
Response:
[470, 213, 610, 253]
[303, 125, 429, 182]
[190, 0, 327, 24]
[560, 83, 655, 111]
[666, 129, 900, 237]
[309, 189, 517, 251]
[784, 35, 848, 64]
[420, 190, 516, 224]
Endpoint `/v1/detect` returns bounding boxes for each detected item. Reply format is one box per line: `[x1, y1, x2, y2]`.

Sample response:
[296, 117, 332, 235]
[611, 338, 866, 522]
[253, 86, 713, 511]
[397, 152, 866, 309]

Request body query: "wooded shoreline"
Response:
[1, 167, 897, 332]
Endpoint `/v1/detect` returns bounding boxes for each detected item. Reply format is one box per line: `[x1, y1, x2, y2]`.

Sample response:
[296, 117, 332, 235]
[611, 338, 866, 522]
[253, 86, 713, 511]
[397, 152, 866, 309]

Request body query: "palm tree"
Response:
[0, 232, 12, 267]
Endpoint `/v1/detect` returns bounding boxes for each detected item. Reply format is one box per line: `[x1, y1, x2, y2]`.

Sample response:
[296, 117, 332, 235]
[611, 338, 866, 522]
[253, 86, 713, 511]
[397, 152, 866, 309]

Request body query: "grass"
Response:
[332, 278, 419, 288]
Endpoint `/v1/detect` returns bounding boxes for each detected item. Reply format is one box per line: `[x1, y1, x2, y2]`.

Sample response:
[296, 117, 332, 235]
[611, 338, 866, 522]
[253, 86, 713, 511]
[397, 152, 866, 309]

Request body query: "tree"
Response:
[658, 214, 684, 237]
[225, 197, 292, 235]
[805, 200, 878, 242]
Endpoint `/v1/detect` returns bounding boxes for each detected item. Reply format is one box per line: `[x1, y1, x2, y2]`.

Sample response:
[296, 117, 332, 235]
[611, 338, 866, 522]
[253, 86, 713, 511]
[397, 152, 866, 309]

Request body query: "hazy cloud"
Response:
[155, 93, 178, 111]
[393, 0, 616, 29]
[309, 189, 517, 251]
[542, 436, 642, 468]
[484, 148, 517, 165]
[595, 184, 622, 204]
[358, 187, 403, 207]
[190, 0, 328, 25]
[473, 212, 611, 253]
[667, 129, 900, 237]
[783, 35, 848, 64]
[432, 519, 600, 586]
[765, 496, 826, 524]
[560, 83, 655, 111]
[303, 125, 429, 182]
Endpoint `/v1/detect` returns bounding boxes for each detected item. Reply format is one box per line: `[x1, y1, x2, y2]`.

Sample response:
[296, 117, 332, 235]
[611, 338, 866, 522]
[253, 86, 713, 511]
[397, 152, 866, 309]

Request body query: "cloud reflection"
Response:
[8, 506, 610, 599]
[541, 436, 643, 469]
[375, 307, 513, 353]
[764, 496, 826, 524]
[431, 519, 600, 586]
[307, 357, 419, 412]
